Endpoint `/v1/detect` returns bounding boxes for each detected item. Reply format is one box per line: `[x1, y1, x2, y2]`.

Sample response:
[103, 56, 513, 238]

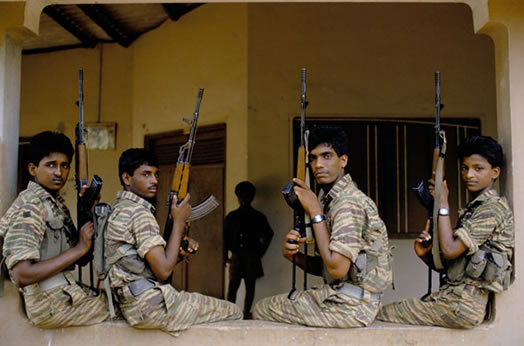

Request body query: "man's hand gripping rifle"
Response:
[162, 88, 219, 253]
[282, 68, 314, 299]
[75, 69, 103, 288]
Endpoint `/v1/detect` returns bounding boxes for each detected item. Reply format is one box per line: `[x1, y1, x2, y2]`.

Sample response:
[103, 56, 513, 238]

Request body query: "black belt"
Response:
[116, 278, 156, 303]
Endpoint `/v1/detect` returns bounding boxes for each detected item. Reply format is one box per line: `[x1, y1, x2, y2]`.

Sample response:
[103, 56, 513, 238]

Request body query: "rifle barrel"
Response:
[78, 69, 84, 144]
[300, 68, 306, 148]
[435, 71, 440, 148]
[186, 88, 204, 163]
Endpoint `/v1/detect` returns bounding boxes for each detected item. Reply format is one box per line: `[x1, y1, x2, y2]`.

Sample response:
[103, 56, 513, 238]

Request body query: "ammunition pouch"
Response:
[465, 249, 487, 279]
[448, 246, 512, 290]
[483, 251, 510, 289]
[447, 256, 467, 282]
[348, 234, 391, 292]
[350, 252, 371, 283]
[41, 201, 75, 270]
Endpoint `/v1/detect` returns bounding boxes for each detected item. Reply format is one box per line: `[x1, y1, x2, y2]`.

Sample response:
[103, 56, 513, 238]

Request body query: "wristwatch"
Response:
[438, 208, 450, 216]
[311, 214, 326, 224]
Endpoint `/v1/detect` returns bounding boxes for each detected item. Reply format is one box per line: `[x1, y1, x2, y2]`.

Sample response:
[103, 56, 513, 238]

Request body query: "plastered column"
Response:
[475, 0, 524, 343]
[0, 2, 37, 214]
[0, 34, 23, 214]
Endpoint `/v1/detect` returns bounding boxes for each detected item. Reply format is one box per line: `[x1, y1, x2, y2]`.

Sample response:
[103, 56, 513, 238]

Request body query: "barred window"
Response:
[292, 118, 480, 238]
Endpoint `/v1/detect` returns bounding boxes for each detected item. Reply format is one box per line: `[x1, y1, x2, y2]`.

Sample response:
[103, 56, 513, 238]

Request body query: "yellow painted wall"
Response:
[247, 3, 497, 302]
[19, 3, 248, 214]
[18, 1, 497, 308]
[18, 0, 499, 319]
[20, 44, 133, 210]
[5, 0, 524, 344]
[131, 3, 248, 213]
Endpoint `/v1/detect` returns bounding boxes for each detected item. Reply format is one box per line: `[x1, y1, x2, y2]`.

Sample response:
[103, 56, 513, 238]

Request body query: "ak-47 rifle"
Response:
[282, 68, 313, 299]
[162, 88, 219, 253]
[75, 69, 103, 288]
[412, 71, 447, 295]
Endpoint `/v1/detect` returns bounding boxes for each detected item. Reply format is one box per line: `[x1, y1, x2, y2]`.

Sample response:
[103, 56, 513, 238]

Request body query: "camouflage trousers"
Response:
[23, 283, 110, 328]
[377, 284, 489, 328]
[253, 284, 380, 328]
[119, 283, 242, 336]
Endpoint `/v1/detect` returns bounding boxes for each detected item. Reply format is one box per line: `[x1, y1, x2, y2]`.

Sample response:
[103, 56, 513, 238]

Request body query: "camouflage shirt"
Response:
[320, 174, 392, 293]
[105, 190, 165, 289]
[449, 188, 514, 292]
[1, 181, 74, 273]
[0, 181, 110, 327]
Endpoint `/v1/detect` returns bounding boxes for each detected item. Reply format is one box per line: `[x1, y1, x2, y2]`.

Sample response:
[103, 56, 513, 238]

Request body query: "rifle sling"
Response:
[431, 131, 447, 271]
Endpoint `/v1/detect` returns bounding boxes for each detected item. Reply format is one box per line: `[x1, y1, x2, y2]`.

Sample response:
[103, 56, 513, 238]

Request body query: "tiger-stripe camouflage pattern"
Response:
[377, 285, 489, 328]
[119, 283, 242, 336]
[254, 174, 391, 327]
[452, 189, 513, 293]
[378, 188, 514, 328]
[23, 276, 110, 328]
[253, 284, 380, 327]
[0, 181, 110, 327]
[106, 190, 242, 335]
[321, 174, 392, 293]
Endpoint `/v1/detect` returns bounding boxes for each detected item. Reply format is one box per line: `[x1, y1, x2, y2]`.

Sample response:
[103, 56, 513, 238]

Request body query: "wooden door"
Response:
[146, 124, 226, 298]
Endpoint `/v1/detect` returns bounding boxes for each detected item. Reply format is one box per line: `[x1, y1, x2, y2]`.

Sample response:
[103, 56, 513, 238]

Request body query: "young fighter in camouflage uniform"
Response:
[253, 126, 392, 327]
[0, 131, 110, 328]
[378, 136, 514, 328]
[104, 148, 241, 336]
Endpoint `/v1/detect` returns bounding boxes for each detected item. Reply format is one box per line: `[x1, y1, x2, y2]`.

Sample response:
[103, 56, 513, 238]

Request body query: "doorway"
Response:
[145, 123, 226, 298]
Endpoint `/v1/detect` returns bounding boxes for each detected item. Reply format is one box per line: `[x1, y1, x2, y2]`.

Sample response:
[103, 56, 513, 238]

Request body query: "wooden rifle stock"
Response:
[76, 144, 88, 187]
[282, 68, 310, 298]
[162, 88, 218, 255]
[75, 69, 103, 289]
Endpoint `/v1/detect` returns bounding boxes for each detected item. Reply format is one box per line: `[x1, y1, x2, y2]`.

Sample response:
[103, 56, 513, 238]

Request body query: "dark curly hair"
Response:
[28, 131, 74, 165]
[307, 125, 349, 158]
[118, 148, 159, 187]
[458, 135, 504, 168]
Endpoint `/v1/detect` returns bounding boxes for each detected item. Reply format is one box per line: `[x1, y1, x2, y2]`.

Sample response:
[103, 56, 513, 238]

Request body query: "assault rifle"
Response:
[75, 69, 103, 289]
[412, 71, 447, 295]
[162, 88, 219, 253]
[282, 68, 313, 298]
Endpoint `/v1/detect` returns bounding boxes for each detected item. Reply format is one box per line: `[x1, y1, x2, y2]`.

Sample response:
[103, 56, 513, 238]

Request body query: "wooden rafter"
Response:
[78, 4, 137, 48]
[162, 4, 203, 21]
[43, 5, 98, 48]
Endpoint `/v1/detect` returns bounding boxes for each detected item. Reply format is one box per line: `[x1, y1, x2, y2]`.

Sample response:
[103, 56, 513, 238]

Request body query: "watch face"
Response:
[439, 208, 450, 216]
[312, 214, 325, 223]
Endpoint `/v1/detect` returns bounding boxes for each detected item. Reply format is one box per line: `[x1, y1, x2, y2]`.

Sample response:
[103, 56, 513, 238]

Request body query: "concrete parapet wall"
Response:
[0, 281, 499, 346]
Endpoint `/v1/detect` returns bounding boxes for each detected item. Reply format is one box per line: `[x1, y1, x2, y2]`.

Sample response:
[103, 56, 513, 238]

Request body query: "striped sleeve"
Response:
[328, 195, 363, 263]
[453, 201, 502, 256]
[132, 210, 166, 258]
[3, 201, 46, 270]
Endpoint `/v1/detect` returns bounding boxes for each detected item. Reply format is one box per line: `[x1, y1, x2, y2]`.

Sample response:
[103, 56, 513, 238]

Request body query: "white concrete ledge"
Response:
[0, 281, 496, 346]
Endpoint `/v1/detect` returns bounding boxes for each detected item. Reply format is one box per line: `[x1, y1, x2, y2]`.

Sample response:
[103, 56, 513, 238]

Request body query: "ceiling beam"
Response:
[43, 5, 98, 48]
[78, 4, 137, 48]
[162, 4, 203, 21]
[23, 44, 88, 55]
